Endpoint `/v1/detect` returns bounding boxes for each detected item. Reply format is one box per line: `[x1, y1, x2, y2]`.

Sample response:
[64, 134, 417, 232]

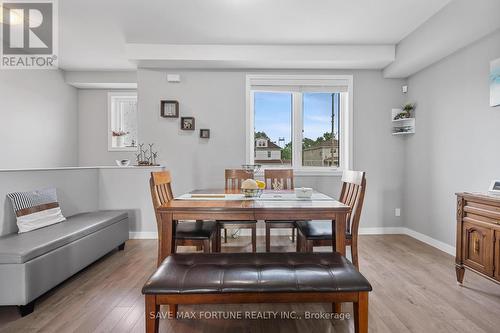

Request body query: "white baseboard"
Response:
[401, 227, 456, 255]
[128, 227, 456, 256]
[129, 231, 157, 239]
[358, 227, 406, 235]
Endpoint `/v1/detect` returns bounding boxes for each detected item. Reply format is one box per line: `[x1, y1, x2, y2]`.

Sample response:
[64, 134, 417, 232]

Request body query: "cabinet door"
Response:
[495, 230, 500, 281]
[462, 222, 494, 276]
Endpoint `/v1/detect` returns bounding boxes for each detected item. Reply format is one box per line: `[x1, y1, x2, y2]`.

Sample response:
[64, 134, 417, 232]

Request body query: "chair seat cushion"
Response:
[176, 221, 217, 240]
[296, 220, 352, 240]
[142, 252, 371, 294]
[0, 211, 128, 264]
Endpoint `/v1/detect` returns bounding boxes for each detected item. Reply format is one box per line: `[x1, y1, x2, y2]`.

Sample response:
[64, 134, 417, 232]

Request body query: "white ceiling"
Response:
[59, 0, 451, 71]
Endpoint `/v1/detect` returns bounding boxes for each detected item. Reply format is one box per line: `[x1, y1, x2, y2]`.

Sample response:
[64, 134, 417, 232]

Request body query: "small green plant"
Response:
[394, 103, 415, 120]
[402, 103, 415, 117]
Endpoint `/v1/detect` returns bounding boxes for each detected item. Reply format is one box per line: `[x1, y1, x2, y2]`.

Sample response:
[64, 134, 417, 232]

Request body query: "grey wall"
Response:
[137, 69, 407, 229]
[0, 166, 161, 236]
[405, 30, 500, 246]
[78, 90, 135, 166]
[0, 70, 78, 168]
[0, 168, 99, 236]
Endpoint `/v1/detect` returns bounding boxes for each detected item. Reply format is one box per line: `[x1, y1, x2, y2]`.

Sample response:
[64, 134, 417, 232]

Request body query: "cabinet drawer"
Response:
[462, 221, 494, 276]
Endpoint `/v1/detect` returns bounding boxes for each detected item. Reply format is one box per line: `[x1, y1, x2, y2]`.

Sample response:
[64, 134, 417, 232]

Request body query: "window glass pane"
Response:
[110, 96, 137, 149]
[302, 93, 340, 167]
[253, 92, 292, 167]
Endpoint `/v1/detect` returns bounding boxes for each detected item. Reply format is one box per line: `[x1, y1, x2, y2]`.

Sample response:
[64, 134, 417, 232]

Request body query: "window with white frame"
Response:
[108, 92, 138, 151]
[246, 75, 352, 173]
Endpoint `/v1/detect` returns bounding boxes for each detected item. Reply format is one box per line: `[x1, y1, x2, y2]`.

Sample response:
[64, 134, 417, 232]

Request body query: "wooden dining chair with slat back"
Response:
[296, 170, 366, 268]
[264, 169, 300, 252]
[150, 171, 218, 264]
[218, 169, 257, 252]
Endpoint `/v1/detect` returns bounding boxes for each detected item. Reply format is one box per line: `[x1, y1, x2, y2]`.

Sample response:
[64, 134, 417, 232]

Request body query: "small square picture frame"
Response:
[160, 100, 179, 118]
[200, 129, 210, 138]
[180, 117, 195, 130]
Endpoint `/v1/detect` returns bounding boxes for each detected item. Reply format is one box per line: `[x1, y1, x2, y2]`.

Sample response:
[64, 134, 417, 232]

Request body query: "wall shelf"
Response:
[391, 108, 415, 135]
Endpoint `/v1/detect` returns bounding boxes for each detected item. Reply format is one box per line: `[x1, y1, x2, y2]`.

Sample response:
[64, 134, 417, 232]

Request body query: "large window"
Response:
[254, 92, 292, 166]
[108, 92, 138, 151]
[247, 75, 352, 173]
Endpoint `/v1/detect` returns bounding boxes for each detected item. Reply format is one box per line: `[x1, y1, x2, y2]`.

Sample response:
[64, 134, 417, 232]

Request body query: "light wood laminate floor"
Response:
[1, 235, 500, 333]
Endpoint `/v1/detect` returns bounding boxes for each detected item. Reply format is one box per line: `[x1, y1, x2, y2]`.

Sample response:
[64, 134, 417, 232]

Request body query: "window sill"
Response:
[108, 147, 138, 152]
[255, 168, 344, 177]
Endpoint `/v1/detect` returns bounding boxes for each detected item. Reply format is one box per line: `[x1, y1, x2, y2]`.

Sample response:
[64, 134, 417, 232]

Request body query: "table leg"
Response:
[158, 212, 174, 266]
[334, 212, 347, 256]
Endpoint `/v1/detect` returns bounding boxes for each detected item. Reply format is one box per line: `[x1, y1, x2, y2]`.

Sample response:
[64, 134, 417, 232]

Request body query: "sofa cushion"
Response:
[0, 211, 128, 264]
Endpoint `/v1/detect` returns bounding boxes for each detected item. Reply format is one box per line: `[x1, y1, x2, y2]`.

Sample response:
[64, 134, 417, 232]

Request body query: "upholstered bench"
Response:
[142, 252, 372, 333]
[0, 210, 129, 315]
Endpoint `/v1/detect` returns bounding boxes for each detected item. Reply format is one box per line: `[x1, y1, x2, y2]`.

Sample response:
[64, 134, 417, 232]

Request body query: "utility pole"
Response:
[331, 93, 335, 139]
[278, 137, 285, 148]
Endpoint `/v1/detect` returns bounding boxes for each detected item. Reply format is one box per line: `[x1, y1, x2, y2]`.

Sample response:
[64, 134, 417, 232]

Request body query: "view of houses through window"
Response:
[253, 91, 340, 168]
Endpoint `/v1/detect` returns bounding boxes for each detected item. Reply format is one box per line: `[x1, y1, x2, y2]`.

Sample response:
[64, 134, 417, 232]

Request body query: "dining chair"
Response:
[264, 169, 299, 252]
[295, 170, 366, 269]
[218, 169, 257, 252]
[150, 171, 218, 264]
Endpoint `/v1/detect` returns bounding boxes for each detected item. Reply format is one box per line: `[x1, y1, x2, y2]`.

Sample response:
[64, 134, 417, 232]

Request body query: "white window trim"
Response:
[245, 74, 353, 176]
[107, 91, 138, 152]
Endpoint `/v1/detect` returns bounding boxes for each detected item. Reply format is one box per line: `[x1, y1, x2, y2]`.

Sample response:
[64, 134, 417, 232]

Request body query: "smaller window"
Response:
[108, 92, 138, 151]
[267, 151, 271, 158]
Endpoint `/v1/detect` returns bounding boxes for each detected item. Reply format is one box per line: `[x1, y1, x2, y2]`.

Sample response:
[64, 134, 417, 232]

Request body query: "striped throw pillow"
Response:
[7, 188, 66, 233]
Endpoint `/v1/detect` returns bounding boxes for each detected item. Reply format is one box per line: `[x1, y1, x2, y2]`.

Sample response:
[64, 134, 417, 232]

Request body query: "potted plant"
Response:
[112, 130, 129, 147]
[394, 103, 415, 120]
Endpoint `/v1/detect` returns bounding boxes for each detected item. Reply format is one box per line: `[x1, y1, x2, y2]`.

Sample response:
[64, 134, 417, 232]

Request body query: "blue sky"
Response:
[254, 92, 340, 146]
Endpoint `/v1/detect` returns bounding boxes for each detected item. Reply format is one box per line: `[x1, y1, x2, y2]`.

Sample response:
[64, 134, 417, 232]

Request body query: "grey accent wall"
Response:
[0, 168, 99, 236]
[0, 70, 78, 168]
[405, 30, 500, 246]
[137, 69, 406, 229]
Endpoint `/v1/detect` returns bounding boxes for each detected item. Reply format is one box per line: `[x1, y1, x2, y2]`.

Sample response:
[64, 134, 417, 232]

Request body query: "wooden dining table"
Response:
[156, 189, 351, 263]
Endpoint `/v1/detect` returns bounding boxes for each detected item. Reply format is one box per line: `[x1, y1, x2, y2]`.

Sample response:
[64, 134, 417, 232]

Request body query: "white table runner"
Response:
[175, 192, 334, 201]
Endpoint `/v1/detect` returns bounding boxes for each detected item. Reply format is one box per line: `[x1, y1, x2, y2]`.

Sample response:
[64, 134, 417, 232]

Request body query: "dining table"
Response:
[155, 189, 351, 263]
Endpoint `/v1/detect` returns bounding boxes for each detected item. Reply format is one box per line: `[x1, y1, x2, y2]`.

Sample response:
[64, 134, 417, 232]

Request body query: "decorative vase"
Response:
[115, 135, 125, 147]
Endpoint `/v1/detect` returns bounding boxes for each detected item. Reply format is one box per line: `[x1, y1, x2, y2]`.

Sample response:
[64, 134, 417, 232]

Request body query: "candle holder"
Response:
[136, 143, 160, 166]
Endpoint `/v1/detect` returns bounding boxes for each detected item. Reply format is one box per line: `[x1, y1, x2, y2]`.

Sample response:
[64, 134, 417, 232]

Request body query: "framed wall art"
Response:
[160, 100, 179, 118]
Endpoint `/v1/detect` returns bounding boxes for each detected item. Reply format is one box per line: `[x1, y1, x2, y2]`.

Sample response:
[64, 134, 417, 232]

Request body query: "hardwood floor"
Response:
[1, 235, 500, 332]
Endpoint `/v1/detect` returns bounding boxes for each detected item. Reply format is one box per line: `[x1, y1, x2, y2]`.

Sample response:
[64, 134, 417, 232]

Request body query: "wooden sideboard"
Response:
[456, 192, 500, 285]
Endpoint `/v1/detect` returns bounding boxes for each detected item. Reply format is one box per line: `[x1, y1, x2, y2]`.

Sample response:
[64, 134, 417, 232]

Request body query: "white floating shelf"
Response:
[391, 108, 415, 135]
[392, 118, 414, 123]
[392, 131, 415, 136]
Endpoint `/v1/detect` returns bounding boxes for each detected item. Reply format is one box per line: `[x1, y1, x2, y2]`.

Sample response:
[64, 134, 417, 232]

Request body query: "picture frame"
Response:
[200, 129, 210, 138]
[488, 180, 500, 196]
[160, 100, 179, 118]
[180, 117, 195, 130]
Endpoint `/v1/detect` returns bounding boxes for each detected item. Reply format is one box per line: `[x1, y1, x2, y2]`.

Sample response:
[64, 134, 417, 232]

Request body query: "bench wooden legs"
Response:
[146, 295, 178, 333]
[145, 292, 369, 333]
[354, 292, 369, 333]
[145, 295, 159, 333]
[168, 304, 178, 318]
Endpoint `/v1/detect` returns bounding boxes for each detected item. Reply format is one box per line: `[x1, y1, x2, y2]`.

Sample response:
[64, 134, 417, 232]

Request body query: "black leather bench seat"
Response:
[142, 252, 372, 295]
